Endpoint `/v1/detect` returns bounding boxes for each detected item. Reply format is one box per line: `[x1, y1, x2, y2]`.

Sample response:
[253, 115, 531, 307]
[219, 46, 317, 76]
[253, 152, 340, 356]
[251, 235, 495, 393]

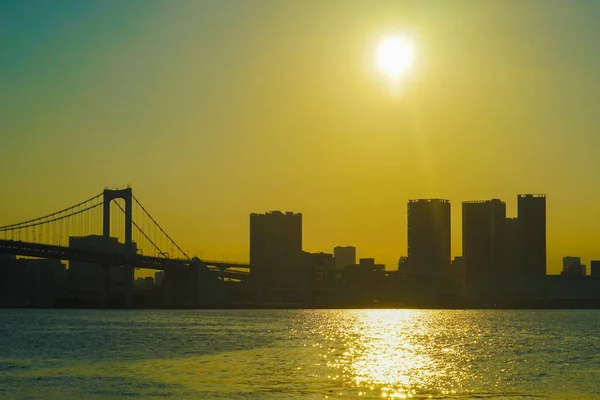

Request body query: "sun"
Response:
[376, 37, 414, 79]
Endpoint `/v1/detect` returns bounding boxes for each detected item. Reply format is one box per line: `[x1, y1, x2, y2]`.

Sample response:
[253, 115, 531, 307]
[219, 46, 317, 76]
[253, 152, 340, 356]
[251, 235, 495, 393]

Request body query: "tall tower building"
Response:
[462, 199, 506, 287]
[406, 199, 451, 275]
[504, 217, 520, 276]
[249, 211, 303, 290]
[590, 261, 600, 277]
[518, 194, 546, 277]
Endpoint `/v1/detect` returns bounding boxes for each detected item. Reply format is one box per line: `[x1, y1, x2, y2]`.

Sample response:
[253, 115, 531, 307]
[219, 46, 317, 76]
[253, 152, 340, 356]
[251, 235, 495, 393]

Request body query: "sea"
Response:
[0, 309, 599, 399]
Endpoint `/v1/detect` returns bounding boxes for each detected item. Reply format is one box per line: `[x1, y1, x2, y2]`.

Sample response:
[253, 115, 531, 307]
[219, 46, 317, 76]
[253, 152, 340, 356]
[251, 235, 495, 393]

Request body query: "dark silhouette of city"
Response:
[5, 3, 600, 400]
[1, 188, 599, 309]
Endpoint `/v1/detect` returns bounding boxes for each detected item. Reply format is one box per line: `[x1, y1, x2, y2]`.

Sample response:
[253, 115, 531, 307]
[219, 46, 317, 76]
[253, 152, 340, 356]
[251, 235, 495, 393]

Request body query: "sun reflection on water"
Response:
[5, 309, 595, 399]
[310, 309, 471, 398]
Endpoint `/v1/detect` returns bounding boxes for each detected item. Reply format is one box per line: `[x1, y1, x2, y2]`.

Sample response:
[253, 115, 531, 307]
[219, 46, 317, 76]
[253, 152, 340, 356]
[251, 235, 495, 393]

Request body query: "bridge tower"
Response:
[103, 188, 134, 307]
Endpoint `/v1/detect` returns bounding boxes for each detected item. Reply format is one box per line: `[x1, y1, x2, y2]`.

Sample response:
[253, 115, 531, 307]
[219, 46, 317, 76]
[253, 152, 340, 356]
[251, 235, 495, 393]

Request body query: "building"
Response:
[562, 256, 586, 277]
[154, 271, 165, 286]
[303, 251, 335, 288]
[356, 258, 385, 271]
[504, 217, 520, 276]
[450, 256, 465, 276]
[406, 199, 451, 276]
[0, 254, 16, 265]
[591, 261, 600, 277]
[397, 256, 408, 270]
[462, 199, 506, 289]
[333, 246, 356, 271]
[134, 276, 155, 289]
[0, 258, 66, 307]
[68, 235, 138, 296]
[250, 211, 302, 272]
[518, 194, 546, 277]
[249, 211, 303, 298]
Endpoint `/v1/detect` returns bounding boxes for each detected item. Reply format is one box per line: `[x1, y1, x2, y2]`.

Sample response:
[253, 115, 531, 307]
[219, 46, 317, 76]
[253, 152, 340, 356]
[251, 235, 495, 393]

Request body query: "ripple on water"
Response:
[0, 309, 600, 399]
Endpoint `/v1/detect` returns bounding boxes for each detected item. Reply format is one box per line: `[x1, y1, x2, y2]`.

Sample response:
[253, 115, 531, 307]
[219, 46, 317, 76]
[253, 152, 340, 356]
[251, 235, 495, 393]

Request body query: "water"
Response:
[0, 309, 599, 399]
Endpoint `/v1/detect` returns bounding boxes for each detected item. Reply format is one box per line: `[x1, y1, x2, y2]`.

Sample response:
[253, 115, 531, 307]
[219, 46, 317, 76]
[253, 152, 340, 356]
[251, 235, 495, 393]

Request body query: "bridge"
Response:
[0, 187, 251, 307]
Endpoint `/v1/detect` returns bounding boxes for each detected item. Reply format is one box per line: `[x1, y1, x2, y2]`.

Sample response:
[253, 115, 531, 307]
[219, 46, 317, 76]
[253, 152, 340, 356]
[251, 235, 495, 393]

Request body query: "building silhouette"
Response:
[562, 256, 585, 277]
[462, 199, 506, 292]
[518, 194, 546, 277]
[358, 258, 385, 271]
[154, 271, 165, 286]
[68, 235, 137, 297]
[591, 261, 600, 277]
[334, 246, 356, 283]
[504, 217, 520, 276]
[406, 199, 451, 276]
[249, 211, 302, 302]
[397, 256, 408, 270]
[303, 251, 335, 295]
[0, 256, 66, 307]
[334, 246, 356, 270]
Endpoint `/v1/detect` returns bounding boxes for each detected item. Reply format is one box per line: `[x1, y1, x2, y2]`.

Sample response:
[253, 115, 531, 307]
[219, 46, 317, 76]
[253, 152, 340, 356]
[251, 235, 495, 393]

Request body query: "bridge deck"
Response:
[0, 239, 250, 278]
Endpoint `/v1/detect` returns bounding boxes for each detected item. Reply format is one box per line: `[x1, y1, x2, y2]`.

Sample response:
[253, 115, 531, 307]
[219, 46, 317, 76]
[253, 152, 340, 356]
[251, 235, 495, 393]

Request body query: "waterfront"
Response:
[0, 309, 599, 399]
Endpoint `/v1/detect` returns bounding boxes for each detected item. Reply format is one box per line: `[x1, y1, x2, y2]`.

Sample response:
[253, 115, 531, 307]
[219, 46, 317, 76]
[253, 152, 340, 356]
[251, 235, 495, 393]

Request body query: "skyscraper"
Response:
[406, 199, 451, 275]
[249, 211, 303, 293]
[504, 217, 520, 276]
[518, 194, 546, 277]
[462, 199, 506, 287]
[590, 261, 600, 277]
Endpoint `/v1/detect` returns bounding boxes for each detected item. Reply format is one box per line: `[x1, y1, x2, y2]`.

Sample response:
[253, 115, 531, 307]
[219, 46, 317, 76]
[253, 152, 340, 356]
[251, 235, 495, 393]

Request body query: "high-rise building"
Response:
[249, 211, 303, 290]
[406, 199, 451, 275]
[518, 194, 546, 277]
[462, 199, 506, 287]
[504, 217, 520, 276]
[333, 246, 356, 271]
[591, 261, 600, 277]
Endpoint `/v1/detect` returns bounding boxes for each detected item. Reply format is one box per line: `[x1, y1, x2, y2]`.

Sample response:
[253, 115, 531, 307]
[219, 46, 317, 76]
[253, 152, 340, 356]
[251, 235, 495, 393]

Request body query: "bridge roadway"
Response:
[0, 239, 250, 279]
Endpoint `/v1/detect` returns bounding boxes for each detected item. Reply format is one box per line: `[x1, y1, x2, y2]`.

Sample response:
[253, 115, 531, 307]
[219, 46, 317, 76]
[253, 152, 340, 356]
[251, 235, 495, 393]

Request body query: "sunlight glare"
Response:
[376, 37, 414, 80]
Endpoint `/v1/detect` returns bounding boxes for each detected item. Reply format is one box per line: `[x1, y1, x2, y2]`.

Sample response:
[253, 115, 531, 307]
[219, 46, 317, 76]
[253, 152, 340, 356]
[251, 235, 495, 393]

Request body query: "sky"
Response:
[2, 0, 600, 274]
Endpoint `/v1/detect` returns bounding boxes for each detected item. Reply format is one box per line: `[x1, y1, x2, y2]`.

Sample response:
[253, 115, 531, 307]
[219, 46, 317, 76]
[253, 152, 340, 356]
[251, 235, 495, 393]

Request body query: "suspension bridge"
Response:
[0, 187, 251, 307]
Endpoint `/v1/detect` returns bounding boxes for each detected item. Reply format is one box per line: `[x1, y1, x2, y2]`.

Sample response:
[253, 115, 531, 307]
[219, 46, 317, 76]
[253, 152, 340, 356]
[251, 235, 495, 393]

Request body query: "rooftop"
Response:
[518, 194, 546, 198]
[463, 198, 505, 204]
[250, 211, 302, 217]
[408, 199, 450, 203]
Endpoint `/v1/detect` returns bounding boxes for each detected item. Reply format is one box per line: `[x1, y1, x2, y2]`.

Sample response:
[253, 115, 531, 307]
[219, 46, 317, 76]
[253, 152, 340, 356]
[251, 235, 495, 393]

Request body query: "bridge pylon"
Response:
[103, 188, 134, 308]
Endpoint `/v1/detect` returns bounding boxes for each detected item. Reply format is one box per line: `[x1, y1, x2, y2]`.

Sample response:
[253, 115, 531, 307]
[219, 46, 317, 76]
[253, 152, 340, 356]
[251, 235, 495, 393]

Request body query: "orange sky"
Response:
[2, 1, 600, 274]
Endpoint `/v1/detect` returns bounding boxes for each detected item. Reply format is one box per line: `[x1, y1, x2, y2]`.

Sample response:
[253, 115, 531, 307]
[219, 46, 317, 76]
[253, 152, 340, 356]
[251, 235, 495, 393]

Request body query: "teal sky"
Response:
[2, 1, 600, 273]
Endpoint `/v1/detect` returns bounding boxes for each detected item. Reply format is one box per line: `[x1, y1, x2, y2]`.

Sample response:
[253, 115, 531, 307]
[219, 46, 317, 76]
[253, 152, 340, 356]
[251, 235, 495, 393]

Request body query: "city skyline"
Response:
[3, 1, 600, 274]
[1, 188, 595, 278]
[3, 2, 600, 399]
[1, 188, 599, 276]
[2, 186, 599, 309]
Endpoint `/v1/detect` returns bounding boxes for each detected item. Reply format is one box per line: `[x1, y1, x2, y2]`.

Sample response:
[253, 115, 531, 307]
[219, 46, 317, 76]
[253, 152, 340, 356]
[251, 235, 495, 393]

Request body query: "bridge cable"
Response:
[0, 193, 103, 230]
[131, 195, 190, 260]
[0, 202, 103, 232]
[112, 201, 164, 257]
